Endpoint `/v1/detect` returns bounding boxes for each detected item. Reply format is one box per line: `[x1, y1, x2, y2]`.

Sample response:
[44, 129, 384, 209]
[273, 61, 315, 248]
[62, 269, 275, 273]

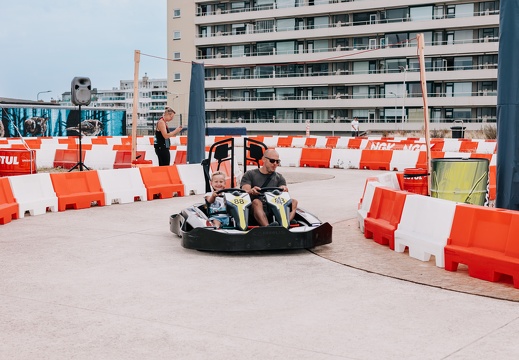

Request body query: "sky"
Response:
[0, 0, 167, 102]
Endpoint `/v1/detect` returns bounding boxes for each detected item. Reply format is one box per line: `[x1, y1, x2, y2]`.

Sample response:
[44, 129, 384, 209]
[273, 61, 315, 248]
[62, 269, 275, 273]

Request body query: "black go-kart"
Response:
[169, 137, 333, 251]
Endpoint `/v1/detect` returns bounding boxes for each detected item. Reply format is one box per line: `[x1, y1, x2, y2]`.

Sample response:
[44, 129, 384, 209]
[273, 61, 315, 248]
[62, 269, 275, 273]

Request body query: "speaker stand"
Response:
[69, 104, 90, 172]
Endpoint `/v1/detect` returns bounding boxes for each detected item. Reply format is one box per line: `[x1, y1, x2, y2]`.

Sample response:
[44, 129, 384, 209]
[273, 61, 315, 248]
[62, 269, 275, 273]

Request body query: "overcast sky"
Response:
[0, 0, 167, 102]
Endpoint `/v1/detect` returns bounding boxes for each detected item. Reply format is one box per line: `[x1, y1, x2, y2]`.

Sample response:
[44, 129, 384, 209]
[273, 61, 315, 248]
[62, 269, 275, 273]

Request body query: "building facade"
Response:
[168, 0, 499, 135]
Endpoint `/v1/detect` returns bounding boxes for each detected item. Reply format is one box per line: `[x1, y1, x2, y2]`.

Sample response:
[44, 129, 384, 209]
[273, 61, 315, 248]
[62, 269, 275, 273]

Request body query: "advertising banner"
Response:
[0, 149, 37, 177]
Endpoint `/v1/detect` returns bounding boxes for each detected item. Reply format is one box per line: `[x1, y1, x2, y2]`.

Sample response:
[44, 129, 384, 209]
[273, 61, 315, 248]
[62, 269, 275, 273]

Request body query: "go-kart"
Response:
[169, 137, 333, 251]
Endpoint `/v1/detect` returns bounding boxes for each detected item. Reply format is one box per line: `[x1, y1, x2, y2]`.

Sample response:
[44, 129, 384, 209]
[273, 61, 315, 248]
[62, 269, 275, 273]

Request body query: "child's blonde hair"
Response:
[211, 171, 226, 181]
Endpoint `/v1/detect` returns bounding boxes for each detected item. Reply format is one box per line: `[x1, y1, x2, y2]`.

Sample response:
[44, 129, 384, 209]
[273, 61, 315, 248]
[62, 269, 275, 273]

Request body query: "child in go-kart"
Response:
[204, 171, 230, 228]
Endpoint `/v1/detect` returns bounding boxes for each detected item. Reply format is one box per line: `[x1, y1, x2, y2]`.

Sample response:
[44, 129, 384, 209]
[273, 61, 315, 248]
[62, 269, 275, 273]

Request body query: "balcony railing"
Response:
[206, 90, 496, 103]
[207, 63, 498, 81]
[197, 1, 498, 19]
[198, 36, 498, 60]
[197, 9, 498, 39]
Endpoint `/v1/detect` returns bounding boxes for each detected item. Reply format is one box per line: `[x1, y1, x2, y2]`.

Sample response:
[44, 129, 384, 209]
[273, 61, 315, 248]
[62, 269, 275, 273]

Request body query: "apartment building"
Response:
[168, 0, 499, 134]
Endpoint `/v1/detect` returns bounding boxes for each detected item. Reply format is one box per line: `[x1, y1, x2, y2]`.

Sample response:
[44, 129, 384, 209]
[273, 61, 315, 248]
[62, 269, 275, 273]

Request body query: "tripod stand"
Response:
[69, 104, 90, 171]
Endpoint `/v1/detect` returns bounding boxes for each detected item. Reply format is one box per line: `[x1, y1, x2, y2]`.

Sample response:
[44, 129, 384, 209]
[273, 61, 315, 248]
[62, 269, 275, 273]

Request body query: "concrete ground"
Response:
[1, 167, 519, 360]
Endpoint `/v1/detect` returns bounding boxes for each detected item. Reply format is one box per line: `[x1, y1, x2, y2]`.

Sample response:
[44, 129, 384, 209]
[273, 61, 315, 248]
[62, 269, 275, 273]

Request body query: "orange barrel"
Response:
[403, 168, 428, 195]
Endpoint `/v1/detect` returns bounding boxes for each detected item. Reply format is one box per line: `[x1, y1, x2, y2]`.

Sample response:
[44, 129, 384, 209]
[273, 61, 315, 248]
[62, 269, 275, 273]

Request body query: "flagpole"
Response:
[417, 34, 431, 195]
[131, 50, 140, 164]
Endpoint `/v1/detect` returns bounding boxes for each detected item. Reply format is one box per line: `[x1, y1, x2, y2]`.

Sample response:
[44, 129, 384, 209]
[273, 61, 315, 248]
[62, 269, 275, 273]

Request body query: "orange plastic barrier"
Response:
[364, 187, 410, 250]
[416, 151, 445, 169]
[67, 144, 92, 150]
[112, 144, 132, 151]
[445, 204, 519, 288]
[305, 137, 317, 147]
[277, 136, 293, 148]
[179, 136, 188, 146]
[91, 137, 109, 145]
[347, 138, 363, 149]
[53, 149, 86, 169]
[120, 136, 133, 146]
[214, 136, 234, 143]
[58, 137, 77, 146]
[49, 171, 106, 211]
[10, 138, 41, 149]
[358, 177, 379, 210]
[325, 137, 339, 148]
[402, 168, 428, 195]
[430, 139, 445, 151]
[359, 149, 394, 170]
[459, 141, 478, 153]
[113, 150, 147, 169]
[299, 148, 332, 168]
[139, 165, 185, 200]
[0, 178, 19, 225]
[174, 150, 187, 164]
[488, 165, 496, 200]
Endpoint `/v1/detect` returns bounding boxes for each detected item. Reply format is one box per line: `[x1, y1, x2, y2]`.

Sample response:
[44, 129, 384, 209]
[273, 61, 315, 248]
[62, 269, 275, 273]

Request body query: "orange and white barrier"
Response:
[8, 173, 58, 217]
[394, 195, 457, 267]
[97, 168, 147, 205]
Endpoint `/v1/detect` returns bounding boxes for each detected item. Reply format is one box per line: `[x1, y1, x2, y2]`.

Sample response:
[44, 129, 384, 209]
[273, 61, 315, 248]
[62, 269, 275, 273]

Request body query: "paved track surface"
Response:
[1, 167, 519, 359]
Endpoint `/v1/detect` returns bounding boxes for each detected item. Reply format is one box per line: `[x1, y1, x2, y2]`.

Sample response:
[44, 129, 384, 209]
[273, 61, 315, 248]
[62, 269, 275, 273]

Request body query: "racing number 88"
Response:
[233, 198, 245, 205]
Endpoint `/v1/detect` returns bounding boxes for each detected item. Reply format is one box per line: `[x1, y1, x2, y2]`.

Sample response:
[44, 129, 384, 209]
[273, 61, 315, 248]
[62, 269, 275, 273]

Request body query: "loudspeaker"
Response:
[71, 77, 92, 106]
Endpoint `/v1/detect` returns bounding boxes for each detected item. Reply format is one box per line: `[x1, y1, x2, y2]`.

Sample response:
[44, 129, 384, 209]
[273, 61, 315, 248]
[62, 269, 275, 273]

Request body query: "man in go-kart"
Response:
[240, 149, 298, 226]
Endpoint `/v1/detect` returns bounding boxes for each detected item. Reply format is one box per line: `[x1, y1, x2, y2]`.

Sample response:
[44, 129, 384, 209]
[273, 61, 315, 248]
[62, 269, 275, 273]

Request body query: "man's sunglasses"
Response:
[264, 156, 281, 164]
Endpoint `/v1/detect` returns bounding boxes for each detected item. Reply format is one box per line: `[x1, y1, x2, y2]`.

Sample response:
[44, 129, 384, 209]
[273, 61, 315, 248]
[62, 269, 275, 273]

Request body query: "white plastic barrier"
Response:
[83, 147, 117, 170]
[375, 172, 401, 190]
[276, 147, 302, 167]
[357, 180, 382, 232]
[144, 149, 159, 166]
[8, 173, 58, 218]
[442, 139, 462, 152]
[335, 137, 351, 149]
[205, 136, 216, 147]
[262, 136, 278, 148]
[389, 150, 420, 171]
[291, 137, 307, 148]
[444, 151, 471, 159]
[330, 149, 362, 169]
[394, 195, 457, 267]
[476, 141, 497, 154]
[35, 145, 62, 169]
[314, 136, 328, 148]
[97, 168, 147, 205]
[176, 163, 206, 195]
[136, 136, 153, 145]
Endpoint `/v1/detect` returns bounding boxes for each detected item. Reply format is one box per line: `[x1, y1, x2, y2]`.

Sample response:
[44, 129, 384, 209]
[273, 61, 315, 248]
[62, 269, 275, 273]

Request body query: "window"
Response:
[453, 82, 472, 97]
[174, 73, 181, 81]
[386, 33, 409, 48]
[173, 31, 181, 40]
[276, 41, 296, 55]
[277, 18, 295, 31]
[410, 6, 432, 21]
[453, 57, 472, 70]
[173, 52, 181, 60]
[353, 61, 369, 75]
[232, 23, 246, 35]
[173, 9, 181, 17]
[455, 4, 474, 18]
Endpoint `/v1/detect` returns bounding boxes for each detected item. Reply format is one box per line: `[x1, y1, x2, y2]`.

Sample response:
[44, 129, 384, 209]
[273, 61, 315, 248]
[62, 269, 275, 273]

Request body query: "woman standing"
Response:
[154, 107, 183, 166]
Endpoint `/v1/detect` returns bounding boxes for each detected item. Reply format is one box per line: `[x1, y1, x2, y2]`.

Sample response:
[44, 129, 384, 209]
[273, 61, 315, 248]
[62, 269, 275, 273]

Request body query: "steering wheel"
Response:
[258, 187, 283, 195]
[216, 188, 247, 196]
